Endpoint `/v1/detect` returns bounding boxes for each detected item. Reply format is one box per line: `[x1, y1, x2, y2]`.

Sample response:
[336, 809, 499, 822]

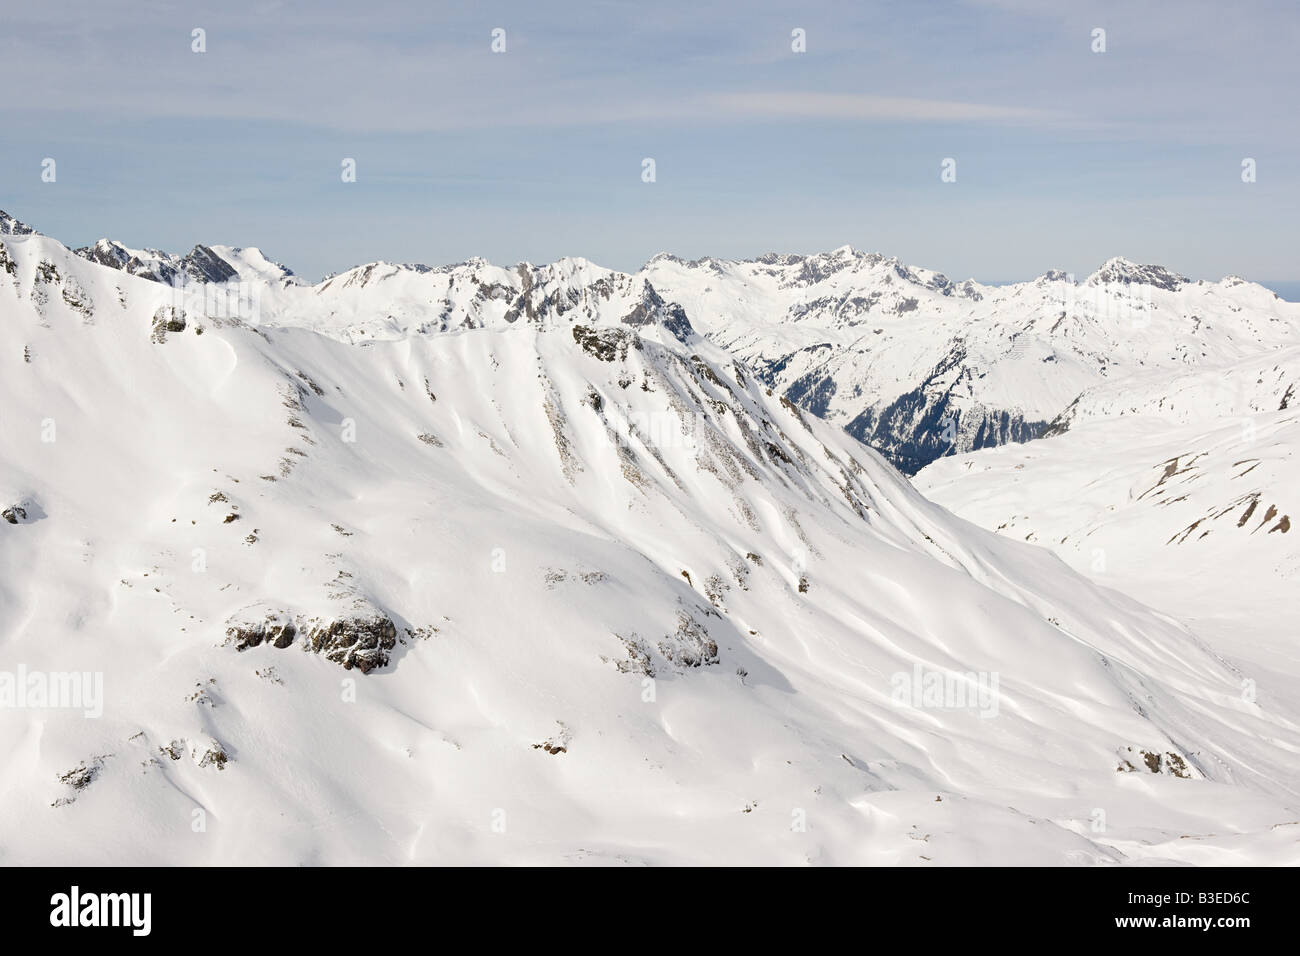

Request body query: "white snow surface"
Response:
[917, 352, 1300, 830]
[209, 242, 1300, 474]
[641, 252, 1300, 466]
[1, 229, 1297, 865]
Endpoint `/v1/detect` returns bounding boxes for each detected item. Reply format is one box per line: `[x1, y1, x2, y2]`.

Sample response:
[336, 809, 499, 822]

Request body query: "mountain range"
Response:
[1, 209, 1296, 865]
[40, 215, 1298, 476]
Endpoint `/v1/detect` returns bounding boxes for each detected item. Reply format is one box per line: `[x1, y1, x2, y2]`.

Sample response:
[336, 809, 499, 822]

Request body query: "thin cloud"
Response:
[708, 91, 1068, 125]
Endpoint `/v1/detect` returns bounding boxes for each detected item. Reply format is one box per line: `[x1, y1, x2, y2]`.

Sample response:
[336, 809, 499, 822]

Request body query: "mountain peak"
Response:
[1087, 256, 1187, 291]
[0, 210, 36, 236]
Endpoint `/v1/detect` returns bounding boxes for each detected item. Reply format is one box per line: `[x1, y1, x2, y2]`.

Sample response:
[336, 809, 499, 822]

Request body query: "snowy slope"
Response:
[917, 351, 1299, 698]
[644, 251, 1300, 473]
[919, 413, 1297, 600]
[1043, 345, 1300, 431]
[55, 219, 1300, 475]
[2, 223, 1299, 865]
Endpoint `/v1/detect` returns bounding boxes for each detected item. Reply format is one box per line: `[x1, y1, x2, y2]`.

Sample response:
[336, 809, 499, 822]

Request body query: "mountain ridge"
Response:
[6, 207, 1297, 477]
[3, 214, 1298, 864]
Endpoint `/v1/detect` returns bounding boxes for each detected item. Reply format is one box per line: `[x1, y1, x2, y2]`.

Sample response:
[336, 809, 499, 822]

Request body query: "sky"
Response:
[1, 0, 1297, 284]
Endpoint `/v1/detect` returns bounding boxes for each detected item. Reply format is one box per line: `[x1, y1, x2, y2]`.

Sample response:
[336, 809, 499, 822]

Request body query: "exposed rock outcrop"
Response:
[224, 602, 398, 673]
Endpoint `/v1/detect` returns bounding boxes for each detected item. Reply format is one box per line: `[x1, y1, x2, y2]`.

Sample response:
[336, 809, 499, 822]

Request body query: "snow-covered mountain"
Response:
[4, 217, 1298, 864]
[643, 249, 1300, 473]
[1042, 344, 1299, 433]
[917, 346, 1299, 693]
[60, 224, 1300, 476]
[72, 237, 299, 289]
[0, 211, 35, 237]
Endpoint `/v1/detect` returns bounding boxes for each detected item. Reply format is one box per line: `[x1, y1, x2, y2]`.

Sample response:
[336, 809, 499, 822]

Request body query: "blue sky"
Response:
[2, 0, 1296, 283]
